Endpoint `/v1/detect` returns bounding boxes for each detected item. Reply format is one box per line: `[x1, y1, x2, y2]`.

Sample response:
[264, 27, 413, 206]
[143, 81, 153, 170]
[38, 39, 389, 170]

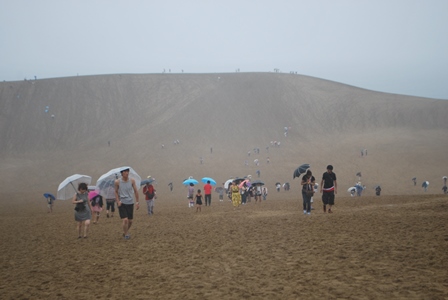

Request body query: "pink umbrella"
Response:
[239, 179, 251, 188]
[88, 191, 100, 200]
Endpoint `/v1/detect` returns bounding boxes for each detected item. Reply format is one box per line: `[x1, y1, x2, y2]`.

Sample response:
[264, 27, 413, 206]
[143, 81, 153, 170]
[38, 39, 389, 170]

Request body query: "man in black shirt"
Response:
[320, 165, 337, 213]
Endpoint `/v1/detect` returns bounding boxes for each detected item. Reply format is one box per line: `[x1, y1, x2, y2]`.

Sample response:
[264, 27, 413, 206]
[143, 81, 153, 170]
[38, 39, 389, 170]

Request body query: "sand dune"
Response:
[1, 73, 447, 195]
[1, 73, 448, 299]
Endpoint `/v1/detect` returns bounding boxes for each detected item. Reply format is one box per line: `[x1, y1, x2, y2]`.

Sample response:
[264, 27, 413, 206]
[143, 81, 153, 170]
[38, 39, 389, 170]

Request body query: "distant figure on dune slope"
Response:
[422, 181, 429, 192]
[375, 186, 382, 196]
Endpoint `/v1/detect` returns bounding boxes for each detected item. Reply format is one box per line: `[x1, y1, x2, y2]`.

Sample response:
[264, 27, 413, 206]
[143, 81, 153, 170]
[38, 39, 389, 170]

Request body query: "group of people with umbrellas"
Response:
[226, 176, 267, 209]
[293, 163, 337, 214]
[53, 166, 141, 239]
[183, 175, 268, 210]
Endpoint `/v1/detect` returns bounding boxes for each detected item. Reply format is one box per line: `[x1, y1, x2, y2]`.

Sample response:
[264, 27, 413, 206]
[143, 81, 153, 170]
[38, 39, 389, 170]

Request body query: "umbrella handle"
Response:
[70, 182, 77, 193]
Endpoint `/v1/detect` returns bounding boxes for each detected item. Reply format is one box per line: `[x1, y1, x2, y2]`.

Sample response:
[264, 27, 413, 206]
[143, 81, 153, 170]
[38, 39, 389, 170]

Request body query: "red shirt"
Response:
[204, 183, 212, 195]
[143, 185, 155, 200]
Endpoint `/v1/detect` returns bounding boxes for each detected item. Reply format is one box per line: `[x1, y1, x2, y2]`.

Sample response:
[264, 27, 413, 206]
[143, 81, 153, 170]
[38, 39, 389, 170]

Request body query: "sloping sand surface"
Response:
[1, 73, 447, 196]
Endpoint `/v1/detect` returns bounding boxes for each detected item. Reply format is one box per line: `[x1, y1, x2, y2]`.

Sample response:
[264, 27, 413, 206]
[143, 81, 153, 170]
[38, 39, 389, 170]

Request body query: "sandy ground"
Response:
[1, 192, 447, 299]
[1, 73, 448, 299]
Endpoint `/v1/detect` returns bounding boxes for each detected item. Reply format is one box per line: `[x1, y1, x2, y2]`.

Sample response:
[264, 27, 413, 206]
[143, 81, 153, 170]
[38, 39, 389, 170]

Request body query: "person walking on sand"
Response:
[142, 180, 156, 215]
[195, 189, 203, 212]
[375, 186, 382, 196]
[301, 170, 315, 215]
[90, 194, 103, 224]
[204, 180, 212, 206]
[72, 182, 93, 239]
[262, 187, 268, 200]
[231, 181, 241, 209]
[115, 168, 139, 240]
[320, 165, 337, 213]
[188, 183, 195, 208]
[255, 184, 263, 203]
[47, 196, 55, 213]
[218, 183, 225, 201]
[105, 185, 116, 218]
[240, 182, 248, 205]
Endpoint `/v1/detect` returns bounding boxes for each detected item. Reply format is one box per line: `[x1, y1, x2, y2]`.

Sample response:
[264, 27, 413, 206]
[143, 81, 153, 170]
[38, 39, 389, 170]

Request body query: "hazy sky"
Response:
[1, 0, 447, 99]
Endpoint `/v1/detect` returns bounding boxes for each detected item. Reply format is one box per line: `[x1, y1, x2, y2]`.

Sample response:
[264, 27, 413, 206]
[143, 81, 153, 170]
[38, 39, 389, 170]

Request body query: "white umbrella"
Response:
[224, 179, 234, 189]
[96, 166, 141, 197]
[57, 174, 92, 200]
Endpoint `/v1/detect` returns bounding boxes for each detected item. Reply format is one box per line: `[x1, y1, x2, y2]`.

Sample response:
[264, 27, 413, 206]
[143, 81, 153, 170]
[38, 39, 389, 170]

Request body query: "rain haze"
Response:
[1, 0, 447, 99]
[2, 2, 448, 299]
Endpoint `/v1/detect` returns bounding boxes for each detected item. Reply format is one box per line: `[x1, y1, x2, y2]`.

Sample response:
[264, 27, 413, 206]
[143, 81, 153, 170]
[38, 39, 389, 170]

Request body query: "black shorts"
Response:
[118, 203, 134, 220]
[106, 200, 115, 212]
[322, 192, 335, 205]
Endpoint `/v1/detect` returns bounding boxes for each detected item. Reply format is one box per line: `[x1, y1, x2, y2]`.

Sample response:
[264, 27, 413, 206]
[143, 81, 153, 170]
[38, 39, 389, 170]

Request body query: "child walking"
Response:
[188, 183, 195, 208]
[195, 189, 203, 212]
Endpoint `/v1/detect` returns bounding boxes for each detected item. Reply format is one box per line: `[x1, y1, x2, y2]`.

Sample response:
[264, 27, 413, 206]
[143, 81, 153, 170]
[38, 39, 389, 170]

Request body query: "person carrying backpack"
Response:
[143, 180, 156, 215]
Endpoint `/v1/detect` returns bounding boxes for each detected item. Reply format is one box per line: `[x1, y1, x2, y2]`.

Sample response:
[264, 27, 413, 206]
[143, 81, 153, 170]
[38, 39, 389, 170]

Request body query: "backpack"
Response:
[145, 185, 155, 199]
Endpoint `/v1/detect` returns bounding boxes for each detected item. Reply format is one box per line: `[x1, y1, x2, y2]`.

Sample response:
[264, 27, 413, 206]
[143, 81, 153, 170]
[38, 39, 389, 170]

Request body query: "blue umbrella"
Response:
[43, 193, 55, 200]
[141, 178, 155, 186]
[183, 178, 198, 185]
[201, 177, 216, 185]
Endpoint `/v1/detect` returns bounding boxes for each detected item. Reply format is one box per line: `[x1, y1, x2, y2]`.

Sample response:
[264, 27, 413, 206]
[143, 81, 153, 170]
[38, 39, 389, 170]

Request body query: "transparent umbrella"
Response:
[57, 174, 92, 200]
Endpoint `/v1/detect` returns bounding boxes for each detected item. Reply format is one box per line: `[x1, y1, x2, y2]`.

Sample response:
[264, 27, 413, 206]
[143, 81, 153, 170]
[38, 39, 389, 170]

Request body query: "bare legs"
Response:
[122, 218, 133, 237]
[76, 220, 90, 238]
[93, 212, 100, 224]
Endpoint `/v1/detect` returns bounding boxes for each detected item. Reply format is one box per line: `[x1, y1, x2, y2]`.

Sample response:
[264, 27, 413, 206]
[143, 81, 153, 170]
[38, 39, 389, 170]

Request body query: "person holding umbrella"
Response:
[203, 180, 213, 206]
[115, 168, 139, 240]
[187, 183, 195, 208]
[44, 193, 56, 213]
[301, 170, 315, 215]
[142, 176, 156, 215]
[72, 182, 93, 239]
[320, 165, 337, 213]
[276, 183, 281, 192]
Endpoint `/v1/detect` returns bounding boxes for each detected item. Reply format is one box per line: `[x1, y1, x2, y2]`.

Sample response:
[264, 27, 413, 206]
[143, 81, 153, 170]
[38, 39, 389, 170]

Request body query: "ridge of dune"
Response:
[1, 72, 447, 196]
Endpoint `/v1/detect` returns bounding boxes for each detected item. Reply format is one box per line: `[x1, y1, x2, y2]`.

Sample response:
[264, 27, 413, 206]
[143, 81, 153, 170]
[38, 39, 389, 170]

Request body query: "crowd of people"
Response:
[63, 162, 339, 239]
[61, 161, 448, 240]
